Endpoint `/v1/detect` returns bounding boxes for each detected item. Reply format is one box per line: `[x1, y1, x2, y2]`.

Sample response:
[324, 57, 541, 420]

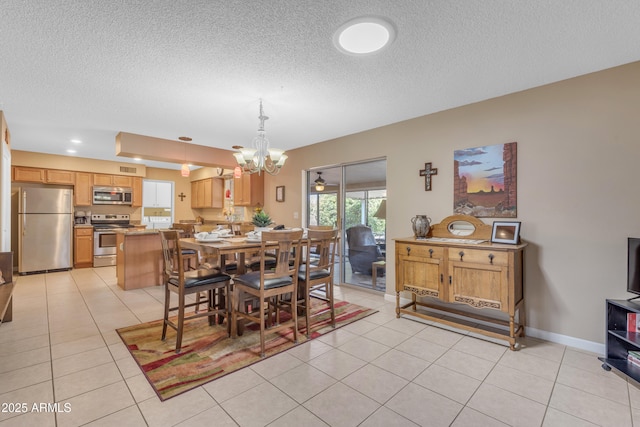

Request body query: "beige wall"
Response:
[264, 61, 640, 347]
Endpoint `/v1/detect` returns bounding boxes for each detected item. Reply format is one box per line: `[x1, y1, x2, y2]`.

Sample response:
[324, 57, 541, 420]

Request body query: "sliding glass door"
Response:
[307, 158, 386, 291]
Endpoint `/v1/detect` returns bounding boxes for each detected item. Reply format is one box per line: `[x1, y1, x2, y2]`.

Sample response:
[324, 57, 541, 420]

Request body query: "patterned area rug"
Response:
[117, 299, 377, 400]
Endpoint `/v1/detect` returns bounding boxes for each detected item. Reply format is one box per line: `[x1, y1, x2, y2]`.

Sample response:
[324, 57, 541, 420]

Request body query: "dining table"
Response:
[180, 232, 339, 335]
[179, 236, 277, 275]
[180, 235, 293, 336]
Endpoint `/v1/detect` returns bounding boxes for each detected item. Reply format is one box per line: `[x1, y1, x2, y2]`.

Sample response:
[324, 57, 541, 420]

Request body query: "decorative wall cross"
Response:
[178, 192, 186, 202]
[419, 162, 438, 191]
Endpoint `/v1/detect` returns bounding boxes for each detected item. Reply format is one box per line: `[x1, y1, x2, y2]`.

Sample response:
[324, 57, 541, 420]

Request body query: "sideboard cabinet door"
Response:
[396, 244, 444, 299]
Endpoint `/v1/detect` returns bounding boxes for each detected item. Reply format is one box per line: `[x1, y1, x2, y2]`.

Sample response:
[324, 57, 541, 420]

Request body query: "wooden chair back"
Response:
[193, 224, 217, 233]
[304, 228, 339, 276]
[160, 230, 184, 280]
[172, 223, 195, 238]
[258, 229, 304, 281]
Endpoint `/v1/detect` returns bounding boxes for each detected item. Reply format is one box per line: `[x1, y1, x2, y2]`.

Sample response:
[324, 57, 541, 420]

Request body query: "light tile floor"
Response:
[0, 267, 639, 426]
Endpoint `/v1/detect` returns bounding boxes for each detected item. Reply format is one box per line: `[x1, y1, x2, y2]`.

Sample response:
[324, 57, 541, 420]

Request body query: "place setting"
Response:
[194, 227, 234, 242]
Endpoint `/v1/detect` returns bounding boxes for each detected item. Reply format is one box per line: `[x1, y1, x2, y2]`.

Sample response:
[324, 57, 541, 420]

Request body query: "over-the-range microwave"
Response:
[92, 186, 133, 205]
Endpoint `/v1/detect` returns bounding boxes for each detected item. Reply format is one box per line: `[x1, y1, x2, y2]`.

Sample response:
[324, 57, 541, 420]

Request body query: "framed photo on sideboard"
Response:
[491, 221, 521, 244]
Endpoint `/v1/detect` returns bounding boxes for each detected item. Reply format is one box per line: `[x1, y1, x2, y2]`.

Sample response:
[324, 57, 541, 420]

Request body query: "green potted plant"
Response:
[252, 209, 273, 231]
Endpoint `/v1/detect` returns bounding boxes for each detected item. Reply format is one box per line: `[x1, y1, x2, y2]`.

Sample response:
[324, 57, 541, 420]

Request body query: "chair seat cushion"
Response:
[169, 269, 231, 288]
[221, 261, 239, 273]
[298, 264, 331, 281]
[247, 257, 277, 271]
[234, 271, 293, 290]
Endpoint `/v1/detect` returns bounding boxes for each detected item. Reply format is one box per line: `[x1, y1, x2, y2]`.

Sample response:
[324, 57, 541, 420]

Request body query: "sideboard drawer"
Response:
[401, 244, 444, 259]
[449, 248, 509, 266]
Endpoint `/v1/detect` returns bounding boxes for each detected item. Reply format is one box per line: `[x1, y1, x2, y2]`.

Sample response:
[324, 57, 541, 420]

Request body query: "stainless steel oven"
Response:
[91, 214, 134, 267]
[93, 229, 119, 267]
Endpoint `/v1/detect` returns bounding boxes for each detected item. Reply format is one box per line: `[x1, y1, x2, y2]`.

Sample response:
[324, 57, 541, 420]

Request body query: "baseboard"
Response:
[384, 293, 604, 355]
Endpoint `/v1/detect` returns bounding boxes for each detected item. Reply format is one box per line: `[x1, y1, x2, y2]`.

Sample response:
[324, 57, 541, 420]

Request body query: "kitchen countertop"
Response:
[74, 225, 93, 229]
[116, 229, 158, 236]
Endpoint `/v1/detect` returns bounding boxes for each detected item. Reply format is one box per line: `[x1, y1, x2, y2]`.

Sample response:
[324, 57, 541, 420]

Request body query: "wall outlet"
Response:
[293, 211, 299, 219]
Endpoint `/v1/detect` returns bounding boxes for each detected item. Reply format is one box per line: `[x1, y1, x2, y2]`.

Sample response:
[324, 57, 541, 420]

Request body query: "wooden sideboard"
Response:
[395, 215, 526, 350]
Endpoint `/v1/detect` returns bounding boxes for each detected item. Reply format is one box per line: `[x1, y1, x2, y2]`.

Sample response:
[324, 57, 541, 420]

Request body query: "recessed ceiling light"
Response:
[70, 139, 82, 144]
[66, 149, 77, 154]
[133, 157, 142, 161]
[334, 17, 395, 56]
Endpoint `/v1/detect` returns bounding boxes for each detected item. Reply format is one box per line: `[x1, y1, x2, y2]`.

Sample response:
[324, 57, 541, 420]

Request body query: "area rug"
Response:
[116, 299, 377, 400]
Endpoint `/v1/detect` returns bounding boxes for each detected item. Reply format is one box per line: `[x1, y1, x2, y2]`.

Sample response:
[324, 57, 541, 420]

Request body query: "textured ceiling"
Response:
[3, 1, 640, 170]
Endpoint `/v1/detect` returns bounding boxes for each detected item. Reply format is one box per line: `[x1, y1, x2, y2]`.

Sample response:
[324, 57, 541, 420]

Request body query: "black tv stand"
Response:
[600, 299, 640, 388]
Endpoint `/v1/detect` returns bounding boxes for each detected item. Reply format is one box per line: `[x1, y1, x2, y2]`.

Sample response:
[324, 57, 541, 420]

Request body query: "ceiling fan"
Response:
[314, 172, 326, 191]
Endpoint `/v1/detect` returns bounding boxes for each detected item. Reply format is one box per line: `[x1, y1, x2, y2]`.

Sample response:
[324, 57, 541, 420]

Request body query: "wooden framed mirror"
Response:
[430, 215, 492, 240]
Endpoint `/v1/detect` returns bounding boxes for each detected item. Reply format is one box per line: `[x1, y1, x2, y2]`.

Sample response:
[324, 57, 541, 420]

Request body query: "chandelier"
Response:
[233, 99, 287, 175]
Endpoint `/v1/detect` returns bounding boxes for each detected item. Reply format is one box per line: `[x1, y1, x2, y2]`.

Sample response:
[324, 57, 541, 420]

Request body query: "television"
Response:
[628, 238, 640, 298]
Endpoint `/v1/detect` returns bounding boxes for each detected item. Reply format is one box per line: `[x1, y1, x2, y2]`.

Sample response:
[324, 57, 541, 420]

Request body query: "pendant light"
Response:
[233, 166, 242, 179]
[179, 136, 191, 177]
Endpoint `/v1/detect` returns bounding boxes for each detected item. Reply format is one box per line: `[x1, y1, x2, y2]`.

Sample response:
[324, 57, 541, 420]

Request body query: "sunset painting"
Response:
[453, 142, 517, 218]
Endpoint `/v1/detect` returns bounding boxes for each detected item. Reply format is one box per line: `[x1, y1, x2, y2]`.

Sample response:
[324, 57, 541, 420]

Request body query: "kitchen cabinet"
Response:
[395, 215, 526, 350]
[45, 169, 75, 184]
[132, 177, 143, 207]
[233, 173, 264, 206]
[12, 166, 45, 183]
[93, 173, 133, 187]
[13, 166, 75, 185]
[74, 227, 93, 268]
[143, 180, 173, 208]
[191, 178, 223, 208]
[74, 172, 93, 206]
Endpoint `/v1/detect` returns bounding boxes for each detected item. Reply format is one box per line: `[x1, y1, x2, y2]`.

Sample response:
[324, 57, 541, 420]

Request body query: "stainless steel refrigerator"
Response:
[18, 187, 73, 274]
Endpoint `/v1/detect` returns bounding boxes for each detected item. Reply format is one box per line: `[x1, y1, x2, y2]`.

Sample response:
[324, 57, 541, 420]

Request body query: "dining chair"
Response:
[173, 223, 215, 313]
[295, 228, 339, 337]
[231, 229, 303, 357]
[159, 230, 232, 353]
[308, 225, 335, 230]
[231, 223, 242, 235]
[171, 223, 198, 270]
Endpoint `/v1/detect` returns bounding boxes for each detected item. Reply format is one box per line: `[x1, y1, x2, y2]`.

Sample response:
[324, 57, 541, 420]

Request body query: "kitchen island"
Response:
[116, 230, 163, 290]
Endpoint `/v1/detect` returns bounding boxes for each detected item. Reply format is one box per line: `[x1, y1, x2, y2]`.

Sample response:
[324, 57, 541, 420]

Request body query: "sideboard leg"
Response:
[509, 314, 515, 343]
